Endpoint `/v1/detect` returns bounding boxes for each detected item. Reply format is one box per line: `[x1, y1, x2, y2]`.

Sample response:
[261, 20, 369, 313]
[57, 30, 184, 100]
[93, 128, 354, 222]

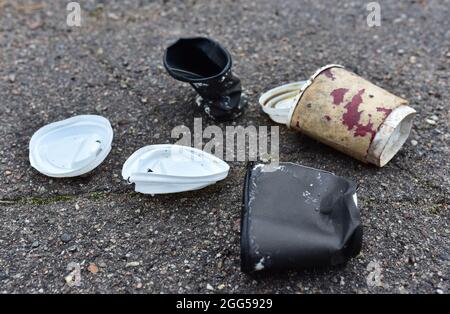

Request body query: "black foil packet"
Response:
[241, 162, 363, 273]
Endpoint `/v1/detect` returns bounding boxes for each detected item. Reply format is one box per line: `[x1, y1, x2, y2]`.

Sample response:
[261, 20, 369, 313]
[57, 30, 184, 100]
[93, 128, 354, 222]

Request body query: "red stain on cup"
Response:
[330, 88, 349, 105]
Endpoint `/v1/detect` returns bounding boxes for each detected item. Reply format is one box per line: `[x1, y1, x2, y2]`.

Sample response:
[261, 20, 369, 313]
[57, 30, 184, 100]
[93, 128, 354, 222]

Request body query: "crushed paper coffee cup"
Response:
[240, 162, 362, 273]
[260, 65, 416, 166]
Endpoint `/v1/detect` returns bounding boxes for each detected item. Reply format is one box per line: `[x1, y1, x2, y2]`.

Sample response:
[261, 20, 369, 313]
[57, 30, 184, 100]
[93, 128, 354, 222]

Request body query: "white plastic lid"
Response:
[260, 65, 344, 126]
[259, 81, 307, 124]
[122, 144, 230, 194]
[29, 115, 113, 177]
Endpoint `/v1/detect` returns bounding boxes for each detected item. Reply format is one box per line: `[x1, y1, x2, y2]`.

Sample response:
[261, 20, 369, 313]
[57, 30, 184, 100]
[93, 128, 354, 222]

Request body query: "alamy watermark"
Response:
[366, 2, 381, 27]
[171, 118, 279, 167]
[65, 262, 82, 287]
[67, 2, 81, 27]
[66, 2, 381, 28]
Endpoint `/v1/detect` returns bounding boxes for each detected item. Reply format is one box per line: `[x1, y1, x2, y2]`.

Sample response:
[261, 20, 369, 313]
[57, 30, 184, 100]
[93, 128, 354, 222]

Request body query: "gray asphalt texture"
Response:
[0, 0, 449, 294]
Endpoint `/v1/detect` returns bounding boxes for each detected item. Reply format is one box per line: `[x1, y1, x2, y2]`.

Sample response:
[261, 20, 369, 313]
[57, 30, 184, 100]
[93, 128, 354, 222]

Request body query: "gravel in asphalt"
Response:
[0, 0, 448, 293]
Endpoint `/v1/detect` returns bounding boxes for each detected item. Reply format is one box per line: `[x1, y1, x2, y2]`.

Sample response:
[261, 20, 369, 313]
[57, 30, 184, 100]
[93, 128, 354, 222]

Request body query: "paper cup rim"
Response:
[366, 105, 416, 167]
[286, 64, 344, 128]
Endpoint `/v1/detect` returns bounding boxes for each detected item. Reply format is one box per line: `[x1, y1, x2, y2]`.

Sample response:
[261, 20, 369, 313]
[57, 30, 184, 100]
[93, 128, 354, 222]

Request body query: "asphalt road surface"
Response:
[0, 0, 448, 293]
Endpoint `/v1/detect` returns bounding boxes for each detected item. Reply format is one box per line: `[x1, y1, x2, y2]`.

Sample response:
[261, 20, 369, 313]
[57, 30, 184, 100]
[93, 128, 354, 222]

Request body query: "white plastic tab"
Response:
[29, 115, 113, 177]
[122, 144, 230, 194]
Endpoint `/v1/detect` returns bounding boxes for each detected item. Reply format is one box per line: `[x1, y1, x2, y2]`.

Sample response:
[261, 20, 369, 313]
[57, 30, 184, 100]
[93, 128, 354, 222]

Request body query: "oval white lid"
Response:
[29, 115, 113, 177]
[122, 144, 230, 194]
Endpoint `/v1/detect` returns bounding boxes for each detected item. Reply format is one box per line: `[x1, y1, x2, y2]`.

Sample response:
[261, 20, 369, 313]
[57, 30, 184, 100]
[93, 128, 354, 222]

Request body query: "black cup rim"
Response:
[163, 37, 232, 83]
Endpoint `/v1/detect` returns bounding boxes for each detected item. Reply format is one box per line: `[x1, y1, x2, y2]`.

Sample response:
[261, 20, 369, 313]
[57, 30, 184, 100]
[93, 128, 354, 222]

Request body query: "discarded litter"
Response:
[260, 64, 416, 167]
[259, 81, 307, 124]
[240, 162, 362, 273]
[29, 115, 113, 177]
[164, 37, 246, 121]
[122, 144, 229, 194]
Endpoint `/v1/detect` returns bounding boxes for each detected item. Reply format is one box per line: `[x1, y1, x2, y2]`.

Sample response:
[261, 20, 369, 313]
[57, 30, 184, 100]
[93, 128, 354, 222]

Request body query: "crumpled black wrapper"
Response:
[240, 162, 363, 273]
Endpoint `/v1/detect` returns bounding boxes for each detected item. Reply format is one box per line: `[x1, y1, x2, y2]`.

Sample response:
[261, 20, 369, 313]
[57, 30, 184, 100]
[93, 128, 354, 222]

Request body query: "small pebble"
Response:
[425, 118, 436, 125]
[107, 12, 120, 20]
[31, 241, 39, 248]
[411, 140, 418, 146]
[4, 170, 12, 176]
[95, 105, 104, 113]
[27, 20, 42, 29]
[87, 263, 99, 274]
[60, 233, 73, 243]
[68, 245, 78, 252]
[64, 273, 74, 284]
[75, 203, 80, 210]
[206, 284, 214, 291]
[126, 261, 140, 267]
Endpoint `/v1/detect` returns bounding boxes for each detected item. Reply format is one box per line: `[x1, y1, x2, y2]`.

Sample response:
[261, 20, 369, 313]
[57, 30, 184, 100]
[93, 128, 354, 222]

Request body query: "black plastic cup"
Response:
[241, 162, 363, 273]
[163, 37, 246, 121]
